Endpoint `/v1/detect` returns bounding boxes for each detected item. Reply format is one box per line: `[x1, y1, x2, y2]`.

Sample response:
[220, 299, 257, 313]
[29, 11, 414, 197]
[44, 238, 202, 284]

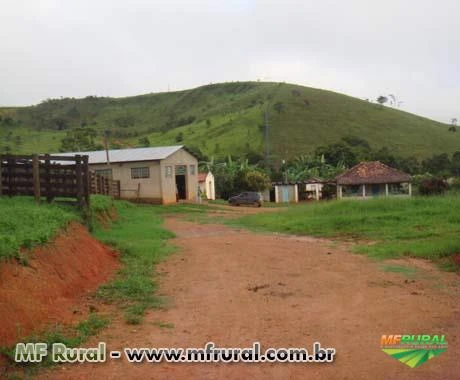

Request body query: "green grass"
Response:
[152, 321, 174, 329]
[380, 264, 418, 278]
[2, 81, 459, 159]
[90, 194, 114, 213]
[227, 196, 460, 262]
[0, 197, 78, 261]
[1, 313, 109, 370]
[92, 201, 175, 323]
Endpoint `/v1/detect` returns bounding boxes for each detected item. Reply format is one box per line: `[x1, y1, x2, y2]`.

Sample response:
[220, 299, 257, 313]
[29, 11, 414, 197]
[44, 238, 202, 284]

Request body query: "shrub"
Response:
[419, 178, 448, 195]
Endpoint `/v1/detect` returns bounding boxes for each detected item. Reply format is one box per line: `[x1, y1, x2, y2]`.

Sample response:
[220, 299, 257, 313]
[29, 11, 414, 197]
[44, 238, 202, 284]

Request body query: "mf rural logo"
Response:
[380, 334, 448, 368]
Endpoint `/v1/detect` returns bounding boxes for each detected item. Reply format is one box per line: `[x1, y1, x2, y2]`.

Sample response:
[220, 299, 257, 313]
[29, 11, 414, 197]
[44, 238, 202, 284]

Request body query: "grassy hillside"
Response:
[1, 82, 458, 160]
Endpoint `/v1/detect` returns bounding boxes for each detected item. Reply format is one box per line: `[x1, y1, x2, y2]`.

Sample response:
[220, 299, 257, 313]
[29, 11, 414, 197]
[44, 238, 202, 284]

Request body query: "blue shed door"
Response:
[282, 187, 289, 202]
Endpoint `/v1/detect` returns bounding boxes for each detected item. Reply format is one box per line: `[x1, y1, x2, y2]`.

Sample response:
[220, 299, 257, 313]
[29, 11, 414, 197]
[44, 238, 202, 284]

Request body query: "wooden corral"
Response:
[0, 154, 120, 206]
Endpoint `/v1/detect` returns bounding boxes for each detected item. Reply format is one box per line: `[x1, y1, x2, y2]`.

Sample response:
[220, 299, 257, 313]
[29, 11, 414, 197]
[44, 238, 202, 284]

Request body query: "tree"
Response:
[273, 101, 285, 114]
[175, 132, 184, 142]
[451, 118, 458, 126]
[242, 169, 270, 191]
[315, 143, 357, 167]
[452, 151, 460, 177]
[422, 153, 451, 177]
[59, 127, 98, 152]
[419, 178, 448, 195]
[138, 136, 150, 147]
[376, 96, 388, 107]
[387, 94, 403, 108]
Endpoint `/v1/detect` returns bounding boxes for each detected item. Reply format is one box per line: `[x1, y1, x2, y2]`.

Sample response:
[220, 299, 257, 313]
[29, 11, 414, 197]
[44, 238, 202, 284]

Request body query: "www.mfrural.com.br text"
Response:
[15, 341, 336, 364]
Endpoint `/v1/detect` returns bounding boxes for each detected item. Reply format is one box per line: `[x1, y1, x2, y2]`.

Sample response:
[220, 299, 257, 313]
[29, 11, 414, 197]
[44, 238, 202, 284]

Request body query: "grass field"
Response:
[0, 197, 78, 261]
[2, 81, 459, 159]
[228, 196, 460, 266]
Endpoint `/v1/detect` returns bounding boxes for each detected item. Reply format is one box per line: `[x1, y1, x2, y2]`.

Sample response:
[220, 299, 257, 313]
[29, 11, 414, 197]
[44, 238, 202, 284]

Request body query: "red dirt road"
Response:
[38, 216, 459, 379]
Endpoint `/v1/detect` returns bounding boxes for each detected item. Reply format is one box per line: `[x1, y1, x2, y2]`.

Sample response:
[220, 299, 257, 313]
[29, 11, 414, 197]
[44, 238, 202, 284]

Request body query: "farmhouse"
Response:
[56, 146, 198, 204]
[198, 172, 215, 200]
[335, 161, 412, 199]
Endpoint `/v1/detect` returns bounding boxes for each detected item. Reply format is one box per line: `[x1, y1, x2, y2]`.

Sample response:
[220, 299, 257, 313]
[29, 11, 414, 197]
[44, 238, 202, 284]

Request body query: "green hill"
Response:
[1, 82, 458, 160]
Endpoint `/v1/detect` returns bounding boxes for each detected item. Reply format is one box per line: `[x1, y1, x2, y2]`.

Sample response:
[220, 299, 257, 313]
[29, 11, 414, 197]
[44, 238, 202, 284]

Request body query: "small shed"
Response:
[303, 177, 325, 201]
[335, 161, 412, 199]
[198, 172, 215, 200]
[271, 182, 299, 203]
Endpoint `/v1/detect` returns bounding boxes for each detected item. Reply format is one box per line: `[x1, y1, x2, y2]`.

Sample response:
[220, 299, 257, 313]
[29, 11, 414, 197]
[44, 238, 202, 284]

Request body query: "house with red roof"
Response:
[335, 161, 412, 199]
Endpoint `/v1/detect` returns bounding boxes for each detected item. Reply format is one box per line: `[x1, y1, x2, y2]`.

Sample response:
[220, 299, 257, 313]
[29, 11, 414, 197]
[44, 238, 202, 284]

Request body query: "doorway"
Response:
[371, 184, 380, 196]
[175, 165, 187, 200]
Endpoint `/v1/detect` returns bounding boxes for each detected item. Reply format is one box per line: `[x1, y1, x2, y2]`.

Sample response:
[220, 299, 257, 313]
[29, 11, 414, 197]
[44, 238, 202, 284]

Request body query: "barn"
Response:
[57, 145, 198, 204]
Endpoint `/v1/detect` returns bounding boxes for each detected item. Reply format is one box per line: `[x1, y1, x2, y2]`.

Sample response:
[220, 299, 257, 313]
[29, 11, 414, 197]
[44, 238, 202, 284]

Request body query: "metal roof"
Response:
[53, 145, 184, 164]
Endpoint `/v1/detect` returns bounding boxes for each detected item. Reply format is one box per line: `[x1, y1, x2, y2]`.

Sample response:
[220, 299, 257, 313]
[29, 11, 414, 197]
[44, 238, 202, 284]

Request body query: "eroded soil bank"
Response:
[0, 222, 119, 346]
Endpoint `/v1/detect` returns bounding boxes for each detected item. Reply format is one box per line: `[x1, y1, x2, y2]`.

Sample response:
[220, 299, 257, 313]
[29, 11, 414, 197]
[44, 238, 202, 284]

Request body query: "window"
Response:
[131, 167, 149, 179]
[95, 169, 113, 179]
[175, 165, 186, 175]
[189, 164, 196, 175]
[165, 166, 173, 177]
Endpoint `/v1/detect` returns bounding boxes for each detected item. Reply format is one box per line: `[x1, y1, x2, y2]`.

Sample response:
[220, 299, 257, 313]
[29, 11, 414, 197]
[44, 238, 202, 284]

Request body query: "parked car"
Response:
[228, 192, 263, 207]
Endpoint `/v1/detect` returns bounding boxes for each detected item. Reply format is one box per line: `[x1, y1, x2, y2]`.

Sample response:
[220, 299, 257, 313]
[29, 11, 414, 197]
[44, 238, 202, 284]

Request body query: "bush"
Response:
[419, 178, 448, 195]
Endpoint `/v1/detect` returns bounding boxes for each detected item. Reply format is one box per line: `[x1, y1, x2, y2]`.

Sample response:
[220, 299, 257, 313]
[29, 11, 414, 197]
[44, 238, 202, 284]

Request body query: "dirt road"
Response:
[38, 212, 459, 379]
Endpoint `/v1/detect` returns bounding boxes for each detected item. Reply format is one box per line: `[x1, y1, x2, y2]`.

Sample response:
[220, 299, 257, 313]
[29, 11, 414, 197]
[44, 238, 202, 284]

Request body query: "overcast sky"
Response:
[1, 0, 459, 123]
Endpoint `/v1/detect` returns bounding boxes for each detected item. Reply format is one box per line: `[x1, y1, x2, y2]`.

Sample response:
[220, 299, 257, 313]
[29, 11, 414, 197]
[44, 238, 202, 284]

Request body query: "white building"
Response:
[198, 172, 215, 200]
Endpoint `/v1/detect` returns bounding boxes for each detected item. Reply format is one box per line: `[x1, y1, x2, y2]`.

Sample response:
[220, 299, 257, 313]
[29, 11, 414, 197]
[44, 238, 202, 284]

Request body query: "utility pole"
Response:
[103, 130, 110, 166]
[264, 107, 270, 169]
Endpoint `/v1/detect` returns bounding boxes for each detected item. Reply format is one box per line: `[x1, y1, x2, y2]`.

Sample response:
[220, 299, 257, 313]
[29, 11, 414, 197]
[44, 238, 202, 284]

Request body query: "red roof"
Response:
[198, 172, 208, 182]
[336, 161, 411, 185]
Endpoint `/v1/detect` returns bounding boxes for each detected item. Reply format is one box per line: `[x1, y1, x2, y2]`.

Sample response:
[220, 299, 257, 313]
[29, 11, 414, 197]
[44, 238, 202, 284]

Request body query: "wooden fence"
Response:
[90, 171, 121, 198]
[0, 154, 121, 206]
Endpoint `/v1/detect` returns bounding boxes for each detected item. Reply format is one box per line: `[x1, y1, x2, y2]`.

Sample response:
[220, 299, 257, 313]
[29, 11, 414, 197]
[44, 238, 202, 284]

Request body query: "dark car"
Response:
[228, 192, 263, 207]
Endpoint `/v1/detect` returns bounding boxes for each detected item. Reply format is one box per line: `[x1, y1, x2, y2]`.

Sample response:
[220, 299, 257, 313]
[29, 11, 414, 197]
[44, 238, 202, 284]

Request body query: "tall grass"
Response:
[228, 196, 460, 261]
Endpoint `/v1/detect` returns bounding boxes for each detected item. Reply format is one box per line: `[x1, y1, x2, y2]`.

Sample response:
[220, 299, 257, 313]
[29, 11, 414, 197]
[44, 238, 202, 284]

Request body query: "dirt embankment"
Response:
[0, 222, 119, 346]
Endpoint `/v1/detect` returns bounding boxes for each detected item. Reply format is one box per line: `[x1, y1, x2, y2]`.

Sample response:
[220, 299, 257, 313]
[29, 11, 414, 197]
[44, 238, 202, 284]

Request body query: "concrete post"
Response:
[408, 183, 412, 197]
[294, 184, 299, 203]
[385, 183, 389, 197]
[315, 184, 320, 201]
[362, 184, 366, 198]
[337, 185, 342, 199]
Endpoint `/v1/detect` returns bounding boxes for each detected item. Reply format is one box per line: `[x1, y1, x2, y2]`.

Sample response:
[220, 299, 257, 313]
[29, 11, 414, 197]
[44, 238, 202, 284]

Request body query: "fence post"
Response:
[75, 155, 83, 206]
[8, 158, 13, 197]
[82, 156, 90, 206]
[98, 174, 103, 194]
[32, 154, 41, 203]
[45, 154, 53, 203]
